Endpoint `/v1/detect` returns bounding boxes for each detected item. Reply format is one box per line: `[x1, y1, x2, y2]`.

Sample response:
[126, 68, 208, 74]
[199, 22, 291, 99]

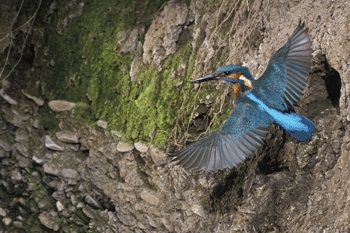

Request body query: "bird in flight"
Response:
[173, 22, 314, 171]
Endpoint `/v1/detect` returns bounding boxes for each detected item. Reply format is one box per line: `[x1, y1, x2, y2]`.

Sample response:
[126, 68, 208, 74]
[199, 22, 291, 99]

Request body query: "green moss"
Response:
[34, 0, 231, 146]
[37, 0, 169, 100]
[83, 34, 198, 145]
[40, 104, 60, 131]
[73, 102, 96, 125]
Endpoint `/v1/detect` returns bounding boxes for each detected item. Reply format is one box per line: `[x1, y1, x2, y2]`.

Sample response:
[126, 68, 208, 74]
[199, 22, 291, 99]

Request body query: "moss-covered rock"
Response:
[31, 0, 218, 146]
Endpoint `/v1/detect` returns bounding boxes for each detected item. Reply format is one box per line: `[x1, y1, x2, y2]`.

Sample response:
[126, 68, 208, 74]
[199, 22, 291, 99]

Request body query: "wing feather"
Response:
[173, 98, 272, 171]
[252, 22, 313, 111]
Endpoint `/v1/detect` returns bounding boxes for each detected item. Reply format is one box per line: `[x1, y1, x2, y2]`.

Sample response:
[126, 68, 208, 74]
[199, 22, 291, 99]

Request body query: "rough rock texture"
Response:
[0, 0, 349, 232]
[142, 1, 192, 65]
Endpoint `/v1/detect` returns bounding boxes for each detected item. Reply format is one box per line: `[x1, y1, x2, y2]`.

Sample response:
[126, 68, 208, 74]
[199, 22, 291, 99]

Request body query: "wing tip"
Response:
[295, 19, 308, 34]
[172, 126, 269, 171]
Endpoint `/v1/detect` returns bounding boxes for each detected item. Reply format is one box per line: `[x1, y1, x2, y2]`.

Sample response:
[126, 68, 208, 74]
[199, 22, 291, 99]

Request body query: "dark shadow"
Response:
[323, 62, 341, 107]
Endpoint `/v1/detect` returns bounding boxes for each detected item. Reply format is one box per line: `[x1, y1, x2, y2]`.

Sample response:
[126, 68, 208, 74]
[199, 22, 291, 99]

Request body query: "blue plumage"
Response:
[174, 22, 314, 171]
[246, 92, 314, 142]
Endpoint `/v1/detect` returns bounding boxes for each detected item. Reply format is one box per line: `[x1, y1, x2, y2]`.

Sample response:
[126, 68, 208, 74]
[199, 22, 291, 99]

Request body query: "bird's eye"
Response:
[224, 71, 230, 75]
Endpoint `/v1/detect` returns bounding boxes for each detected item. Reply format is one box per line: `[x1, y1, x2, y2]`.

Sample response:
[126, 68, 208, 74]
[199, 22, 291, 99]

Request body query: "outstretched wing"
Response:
[252, 22, 313, 111]
[173, 97, 272, 171]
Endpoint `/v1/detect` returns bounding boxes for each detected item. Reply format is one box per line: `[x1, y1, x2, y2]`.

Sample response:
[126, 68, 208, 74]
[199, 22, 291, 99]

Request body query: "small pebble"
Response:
[45, 135, 64, 151]
[116, 142, 134, 152]
[48, 100, 76, 112]
[134, 142, 148, 153]
[97, 120, 107, 129]
[56, 201, 64, 212]
[2, 217, 12, 226]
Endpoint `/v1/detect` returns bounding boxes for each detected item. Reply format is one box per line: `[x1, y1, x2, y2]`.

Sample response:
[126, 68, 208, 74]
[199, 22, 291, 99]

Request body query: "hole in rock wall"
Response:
[323, 62, 341, 107]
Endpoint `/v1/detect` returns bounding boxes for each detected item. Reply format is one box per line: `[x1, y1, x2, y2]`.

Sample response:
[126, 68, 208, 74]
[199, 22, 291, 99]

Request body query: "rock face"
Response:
[142, 1, 192, 65]
[0, 0, 349, 232]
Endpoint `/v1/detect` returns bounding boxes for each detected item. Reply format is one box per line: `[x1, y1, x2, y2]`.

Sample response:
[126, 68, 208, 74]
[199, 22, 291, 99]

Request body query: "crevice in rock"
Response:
[256, 127, 287, 175]
[22, 43, 36, 66]
[323, 62, 341, 107]
[210, 170, 239, 199]
[257, 152, 289, 175]
[313, 54, 341, 107]
[208, 168, 244, 213]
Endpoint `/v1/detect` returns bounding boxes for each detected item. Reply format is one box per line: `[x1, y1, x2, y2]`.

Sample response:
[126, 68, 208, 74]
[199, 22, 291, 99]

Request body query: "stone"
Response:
[52, 191, 65, 201]
[1, 80, 11, 90]
[43, 164, 60, 176]
[2, 107, 28, 127]
[48, 100, 76, 112]
[10, 169, 23, 182]
[0, 89, 17, 105]
[117, 142, 134, 152]
[82, 206, 95, 219]
[61, 168, 78, 179]
[137, 222, 147, 230]
[32, 118, 40, 128]
[32, 155, 45, 165]
[84, 195, 102, 209]
[0, 207, 7, 217]
[70, 194, 78, 205]
[77, 202, 85, 209]
[147, 215, 158, 228]
[150, 146, 167, 166]
[0, 138, 12, 152]
[14, 143, 29, 157]
[38, 211, 60, 231]
[97, 120, 108, 129]
[13, 221, 23, 228]
[21, 90, 44, 106]
[111, 130, 123, 137]
[162, 217, 173, 232]
[140, 190, 160, 206]
[191, 204, 207, 218]
[15, 128, 28, 143]
[45, 135, 64, 151]
[130, 56, 143, 82]
[56, 201, 64, 211]
[15, 154, 30, 168]
[56, 130, 79, 143]
[2, 217, 12, 226]
[68, 144, 80, 151]
[134, 142, 148, 153]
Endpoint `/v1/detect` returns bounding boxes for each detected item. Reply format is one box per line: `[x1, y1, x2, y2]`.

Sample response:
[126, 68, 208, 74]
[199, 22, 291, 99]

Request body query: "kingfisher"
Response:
[174, 22, 314, 171]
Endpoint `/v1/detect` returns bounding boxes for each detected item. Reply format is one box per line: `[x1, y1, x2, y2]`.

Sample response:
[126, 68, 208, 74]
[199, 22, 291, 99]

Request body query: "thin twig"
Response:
[0, 0, 42, 83]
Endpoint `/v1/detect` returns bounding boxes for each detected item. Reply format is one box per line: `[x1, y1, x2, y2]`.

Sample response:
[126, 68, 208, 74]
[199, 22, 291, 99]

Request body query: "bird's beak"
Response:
[190, 73, 218, 83]
[191, 72, 251, 89]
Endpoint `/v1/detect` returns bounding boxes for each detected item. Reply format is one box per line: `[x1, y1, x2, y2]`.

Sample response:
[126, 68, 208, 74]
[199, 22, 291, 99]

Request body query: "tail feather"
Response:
[246, 93, 314, 141]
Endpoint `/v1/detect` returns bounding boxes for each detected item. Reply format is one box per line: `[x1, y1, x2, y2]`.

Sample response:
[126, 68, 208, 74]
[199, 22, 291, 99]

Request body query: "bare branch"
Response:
[0, 0, 42, 83]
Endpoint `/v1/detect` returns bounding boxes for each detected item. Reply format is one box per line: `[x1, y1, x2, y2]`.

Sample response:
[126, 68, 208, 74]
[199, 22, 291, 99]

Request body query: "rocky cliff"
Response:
[0, 0, 349, 232]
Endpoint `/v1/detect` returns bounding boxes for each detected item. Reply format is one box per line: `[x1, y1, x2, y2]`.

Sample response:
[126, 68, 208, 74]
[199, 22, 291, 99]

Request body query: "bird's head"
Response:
[191, 65, 252, 89]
